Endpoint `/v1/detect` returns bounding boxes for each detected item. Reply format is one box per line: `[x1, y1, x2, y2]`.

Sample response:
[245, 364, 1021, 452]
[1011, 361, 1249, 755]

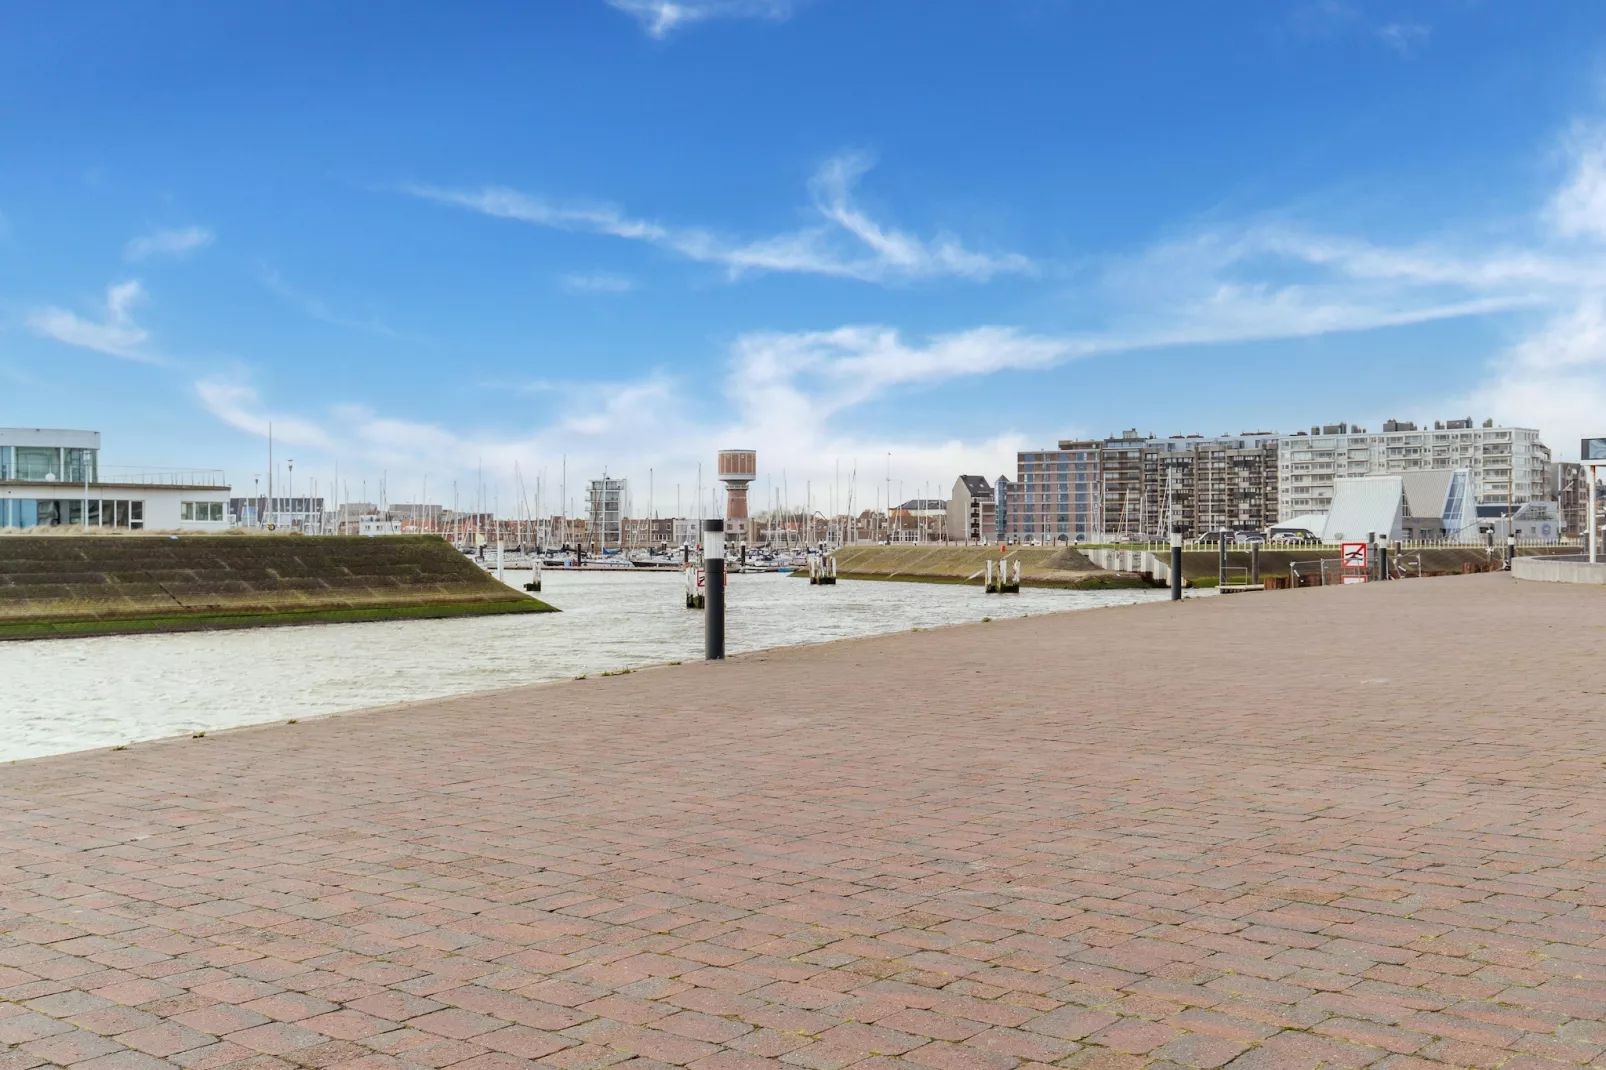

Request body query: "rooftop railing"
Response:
[96, 466, 228, 487]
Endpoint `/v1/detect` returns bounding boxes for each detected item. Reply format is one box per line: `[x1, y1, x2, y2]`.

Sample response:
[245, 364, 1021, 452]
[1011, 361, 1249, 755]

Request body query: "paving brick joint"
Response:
[4, 573, 1606, 1070]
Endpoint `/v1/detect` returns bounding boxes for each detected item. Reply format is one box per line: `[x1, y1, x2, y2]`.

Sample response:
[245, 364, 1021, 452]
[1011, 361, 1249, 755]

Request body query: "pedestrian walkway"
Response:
[4, 574, 1605, 1070]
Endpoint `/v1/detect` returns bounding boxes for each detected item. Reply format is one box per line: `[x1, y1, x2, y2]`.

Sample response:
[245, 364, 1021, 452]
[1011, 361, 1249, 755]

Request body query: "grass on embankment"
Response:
[0, 534, 555, 640]
[0, 598, 553, 640]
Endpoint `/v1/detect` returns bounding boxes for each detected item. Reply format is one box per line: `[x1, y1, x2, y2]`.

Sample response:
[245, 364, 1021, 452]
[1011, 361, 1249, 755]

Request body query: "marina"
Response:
[0, 570, 1168, 763]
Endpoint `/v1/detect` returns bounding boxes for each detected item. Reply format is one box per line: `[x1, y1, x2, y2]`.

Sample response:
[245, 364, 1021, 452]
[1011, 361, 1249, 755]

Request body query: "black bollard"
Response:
[1170, 523, 1183, 601]
[704, 519, 725, 660]
[1506, 533, 1516, 570]
[1250, 541, 1260, 586]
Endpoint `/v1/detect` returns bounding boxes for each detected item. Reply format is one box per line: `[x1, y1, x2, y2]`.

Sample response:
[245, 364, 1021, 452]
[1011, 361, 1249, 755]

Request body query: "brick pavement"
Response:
[4, 573, 1606, 1070]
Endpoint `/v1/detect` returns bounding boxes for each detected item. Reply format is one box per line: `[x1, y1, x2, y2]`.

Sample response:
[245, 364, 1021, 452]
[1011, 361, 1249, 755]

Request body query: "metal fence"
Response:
[1068, 537, 1583, 553]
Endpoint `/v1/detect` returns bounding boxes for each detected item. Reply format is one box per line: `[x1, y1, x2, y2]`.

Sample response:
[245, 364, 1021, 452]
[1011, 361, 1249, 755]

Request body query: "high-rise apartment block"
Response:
[1279, 419, 1549, 519]
[1005, 430, 1278, 542]
[1004, 417, 1550, 542]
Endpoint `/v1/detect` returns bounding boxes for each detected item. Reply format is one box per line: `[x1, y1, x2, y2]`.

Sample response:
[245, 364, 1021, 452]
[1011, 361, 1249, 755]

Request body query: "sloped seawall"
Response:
[0, 534, 554, 638]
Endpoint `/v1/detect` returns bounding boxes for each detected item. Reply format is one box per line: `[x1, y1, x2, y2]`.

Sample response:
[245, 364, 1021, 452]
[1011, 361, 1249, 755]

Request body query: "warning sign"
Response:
[1340, 541, 1368, 570]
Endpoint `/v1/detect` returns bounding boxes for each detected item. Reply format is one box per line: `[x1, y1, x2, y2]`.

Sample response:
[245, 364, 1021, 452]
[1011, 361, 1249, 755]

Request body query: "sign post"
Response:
[1340, 541, 1368, 584]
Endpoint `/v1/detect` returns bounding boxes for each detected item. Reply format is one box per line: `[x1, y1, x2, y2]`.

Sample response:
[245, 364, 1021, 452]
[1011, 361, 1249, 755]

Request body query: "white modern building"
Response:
[0, 428, 231, 532]
[1279, 418, 1549, 520]
[586, 477, 627, 550]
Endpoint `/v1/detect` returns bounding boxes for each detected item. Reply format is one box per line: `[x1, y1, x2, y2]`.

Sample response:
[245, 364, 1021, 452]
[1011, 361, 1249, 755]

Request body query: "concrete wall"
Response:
[1084, 548, 1167, 582]
[1511, 555, 1606, 585]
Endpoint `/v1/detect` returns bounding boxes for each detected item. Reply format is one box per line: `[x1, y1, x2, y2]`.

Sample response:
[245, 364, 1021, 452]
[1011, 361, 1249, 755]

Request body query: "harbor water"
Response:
[0, 571, 1168, 762]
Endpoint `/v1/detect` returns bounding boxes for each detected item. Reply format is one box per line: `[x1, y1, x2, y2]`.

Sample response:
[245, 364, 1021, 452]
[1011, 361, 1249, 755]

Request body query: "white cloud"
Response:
[194, 380, 336, 450]
[124, 225, 213, 261]
[26, 280, 155, 361]
[1547, 124, 1606, 242]
[260, 267, 427, 344]
[194, 113, 1606, 502]
[407, 153, 1031, 284]
[559, 271, 635, 293]
[1376, 22, 1430, 55]
[607, 0, 798, 38]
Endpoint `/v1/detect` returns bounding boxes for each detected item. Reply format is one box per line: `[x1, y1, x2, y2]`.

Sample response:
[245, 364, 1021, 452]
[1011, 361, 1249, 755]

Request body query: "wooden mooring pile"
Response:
[985, 559, 1021, 594]
[808, 555, 838, 585]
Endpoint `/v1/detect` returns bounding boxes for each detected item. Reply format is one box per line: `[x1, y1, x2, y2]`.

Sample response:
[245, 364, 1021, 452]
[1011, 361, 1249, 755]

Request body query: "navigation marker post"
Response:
[704, 518, 725, 661]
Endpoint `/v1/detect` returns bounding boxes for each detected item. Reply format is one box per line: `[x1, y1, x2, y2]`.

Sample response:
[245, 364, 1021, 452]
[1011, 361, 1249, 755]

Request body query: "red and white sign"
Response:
[1340, 541, 1368, 569]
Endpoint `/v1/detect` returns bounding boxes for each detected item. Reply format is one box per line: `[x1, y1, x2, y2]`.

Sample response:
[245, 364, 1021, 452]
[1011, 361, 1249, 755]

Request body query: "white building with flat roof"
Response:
[0, 428, 231, 532]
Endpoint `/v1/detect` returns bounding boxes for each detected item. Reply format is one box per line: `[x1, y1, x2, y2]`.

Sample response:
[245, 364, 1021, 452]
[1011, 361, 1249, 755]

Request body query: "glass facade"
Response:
[0, 444, 99, 483]
[0, 498, 142, 529]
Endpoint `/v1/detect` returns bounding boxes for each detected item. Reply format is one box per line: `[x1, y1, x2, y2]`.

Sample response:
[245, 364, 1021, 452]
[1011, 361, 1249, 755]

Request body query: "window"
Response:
[64, 448, 97, 483]
[14, 447, 61, 481]
[181, 501, 224, 522]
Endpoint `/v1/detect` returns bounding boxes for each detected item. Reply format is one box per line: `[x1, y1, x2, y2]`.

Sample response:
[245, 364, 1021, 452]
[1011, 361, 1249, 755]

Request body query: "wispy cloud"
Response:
[559, 271, 635, 293]
[26, 280, 156, 361]
[194, 379, 336, 450]
[1376, 22, 1430, 56]
[260, 267, 428, 345]
[407, 153, 1032, 284]
[1289, 3, 1431, 56]
[124, 225, 213, 262]
[607, 0, 799, 38]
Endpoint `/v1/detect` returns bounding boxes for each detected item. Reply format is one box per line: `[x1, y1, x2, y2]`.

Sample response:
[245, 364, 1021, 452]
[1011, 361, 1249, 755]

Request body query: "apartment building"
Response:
[1006, 443, 1101, 543]
[946, 475, 995, 543]
[1004, 430, 1279, 542]
[1279, 418, 1550, 519]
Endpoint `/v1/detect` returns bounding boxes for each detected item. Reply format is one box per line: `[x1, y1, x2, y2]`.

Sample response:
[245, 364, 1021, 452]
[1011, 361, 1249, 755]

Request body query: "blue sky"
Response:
[6, 0, 1606, 515]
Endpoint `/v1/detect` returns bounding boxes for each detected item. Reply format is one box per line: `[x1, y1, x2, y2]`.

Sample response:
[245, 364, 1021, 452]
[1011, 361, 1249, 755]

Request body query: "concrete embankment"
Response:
[828, 544, 1149, 588]
[0, 534, 553, 639]
[1511, 553, 1606, 583]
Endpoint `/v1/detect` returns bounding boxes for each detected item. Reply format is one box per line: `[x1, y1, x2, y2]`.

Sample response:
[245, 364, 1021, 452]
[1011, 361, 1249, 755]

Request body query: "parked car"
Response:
[1234, 531, 1266, 545]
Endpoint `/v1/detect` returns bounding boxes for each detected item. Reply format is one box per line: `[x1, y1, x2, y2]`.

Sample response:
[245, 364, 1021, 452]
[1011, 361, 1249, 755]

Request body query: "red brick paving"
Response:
[5, 573, 1606, 1070]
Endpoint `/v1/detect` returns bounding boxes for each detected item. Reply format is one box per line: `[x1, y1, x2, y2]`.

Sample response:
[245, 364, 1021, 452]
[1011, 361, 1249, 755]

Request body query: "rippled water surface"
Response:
[0, 571, 1169, 762]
